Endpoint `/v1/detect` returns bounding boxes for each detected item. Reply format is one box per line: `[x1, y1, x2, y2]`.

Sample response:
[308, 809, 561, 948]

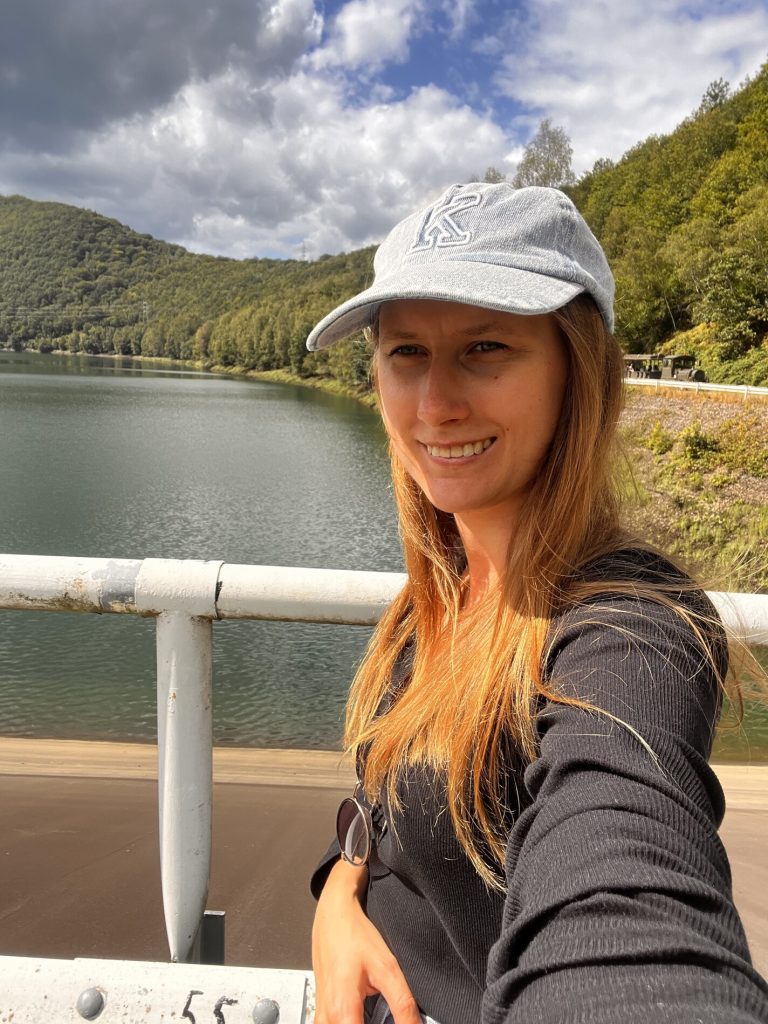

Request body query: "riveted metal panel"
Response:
[0, 955, 314, 1023]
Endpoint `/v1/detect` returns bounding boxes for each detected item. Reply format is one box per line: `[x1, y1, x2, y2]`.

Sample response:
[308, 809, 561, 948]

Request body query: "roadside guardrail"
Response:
[626, 378, 768, 398]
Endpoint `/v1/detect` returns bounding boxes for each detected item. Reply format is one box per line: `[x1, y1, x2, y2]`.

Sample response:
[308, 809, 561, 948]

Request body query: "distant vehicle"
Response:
[660, 354, 707, 382]
[623, 353, 707, 383]
[623, 354, 661, 379]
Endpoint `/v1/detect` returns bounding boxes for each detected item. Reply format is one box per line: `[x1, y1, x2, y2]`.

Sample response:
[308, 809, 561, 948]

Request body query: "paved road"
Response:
[0, 740, 765, 977]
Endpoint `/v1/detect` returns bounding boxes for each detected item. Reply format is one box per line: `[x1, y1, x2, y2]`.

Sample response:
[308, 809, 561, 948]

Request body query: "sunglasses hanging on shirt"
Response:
[336, 783, 387, 866]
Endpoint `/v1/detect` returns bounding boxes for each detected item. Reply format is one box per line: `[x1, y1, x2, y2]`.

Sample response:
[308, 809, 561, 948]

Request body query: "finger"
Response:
[377, 973, 422, 1024]
[314, 994, 365, 1024]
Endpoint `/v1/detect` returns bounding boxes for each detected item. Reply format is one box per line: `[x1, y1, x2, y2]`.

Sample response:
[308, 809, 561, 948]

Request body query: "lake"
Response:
[0, 351, 401, 749]
[0, 350, 765, 759]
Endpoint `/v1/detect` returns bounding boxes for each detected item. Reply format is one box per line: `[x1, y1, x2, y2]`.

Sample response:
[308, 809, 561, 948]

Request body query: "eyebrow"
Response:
[379, 328, 420, 341]
[380, 320, 517, 342]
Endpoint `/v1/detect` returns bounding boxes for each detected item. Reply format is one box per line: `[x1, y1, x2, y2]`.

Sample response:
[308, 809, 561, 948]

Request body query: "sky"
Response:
[1, 0, 766, 260]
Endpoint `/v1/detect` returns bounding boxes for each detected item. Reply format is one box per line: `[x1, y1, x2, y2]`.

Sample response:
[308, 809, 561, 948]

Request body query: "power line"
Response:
[0, 303, 150, 321]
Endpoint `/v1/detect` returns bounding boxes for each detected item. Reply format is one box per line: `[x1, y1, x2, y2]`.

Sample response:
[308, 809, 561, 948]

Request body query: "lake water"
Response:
[0, 351, 765, 759]
[0, 351, 401, 749]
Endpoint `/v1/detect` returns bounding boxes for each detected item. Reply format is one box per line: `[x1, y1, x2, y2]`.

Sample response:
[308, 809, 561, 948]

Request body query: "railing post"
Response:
[156, 610, 213, 963]
[134, 558, 223, 964]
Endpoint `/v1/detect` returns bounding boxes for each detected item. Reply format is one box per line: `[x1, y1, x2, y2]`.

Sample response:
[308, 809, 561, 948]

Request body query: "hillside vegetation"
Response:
[1, 61, 767, 390]
[619, 391, 768, 591]
[571, 66, 768, 385]
[0, 194, 374, 386]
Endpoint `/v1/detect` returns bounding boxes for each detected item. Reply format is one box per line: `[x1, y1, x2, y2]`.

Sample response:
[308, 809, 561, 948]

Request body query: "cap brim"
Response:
[306, 261, 586, 351]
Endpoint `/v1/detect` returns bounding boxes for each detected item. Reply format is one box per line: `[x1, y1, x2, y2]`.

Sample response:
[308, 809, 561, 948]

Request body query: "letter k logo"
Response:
[410, 191, 482, 252]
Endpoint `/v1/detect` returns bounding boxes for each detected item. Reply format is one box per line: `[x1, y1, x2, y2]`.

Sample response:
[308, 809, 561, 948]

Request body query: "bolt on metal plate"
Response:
[253, 997, 280, 1024]
[77, 986, 106, 1020]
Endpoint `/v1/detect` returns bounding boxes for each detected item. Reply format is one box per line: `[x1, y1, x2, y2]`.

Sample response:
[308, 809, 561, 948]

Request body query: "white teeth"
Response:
[426, 438, 494, 459]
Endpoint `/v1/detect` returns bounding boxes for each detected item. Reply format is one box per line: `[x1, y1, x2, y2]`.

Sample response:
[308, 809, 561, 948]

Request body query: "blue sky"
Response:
[1, 0, 766, 258]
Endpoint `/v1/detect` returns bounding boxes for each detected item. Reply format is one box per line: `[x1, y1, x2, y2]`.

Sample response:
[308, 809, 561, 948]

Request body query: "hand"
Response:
[312, 859, 422, 1024]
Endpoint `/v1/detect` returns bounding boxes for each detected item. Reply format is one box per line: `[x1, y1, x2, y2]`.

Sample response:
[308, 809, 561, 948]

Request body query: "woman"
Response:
[305, 184, 768, 1024]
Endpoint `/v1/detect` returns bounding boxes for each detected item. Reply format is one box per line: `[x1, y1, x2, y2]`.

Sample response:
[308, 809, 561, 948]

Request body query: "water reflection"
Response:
[0, 352, 399, 748]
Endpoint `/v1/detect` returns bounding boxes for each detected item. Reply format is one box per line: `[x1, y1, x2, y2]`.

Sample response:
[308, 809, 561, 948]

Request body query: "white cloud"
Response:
[2, 65, 508, 259]
[262, 0, 324, 56]
[0, 0, 323, 149]
[3, 0, 765, 261]
[494, 0, 768, 172]
[309, 0, 423, 71]
[441, 0, 477, 39]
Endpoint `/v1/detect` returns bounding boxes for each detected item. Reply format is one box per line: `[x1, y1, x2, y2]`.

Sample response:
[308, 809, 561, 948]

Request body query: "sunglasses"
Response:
[336, 783, 386, 866]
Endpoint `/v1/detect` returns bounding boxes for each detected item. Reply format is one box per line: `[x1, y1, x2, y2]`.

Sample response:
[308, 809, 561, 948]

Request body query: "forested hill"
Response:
[0, 194, 375, 385]
[1, 59, 767, 386]
[570, 62, 768, 385]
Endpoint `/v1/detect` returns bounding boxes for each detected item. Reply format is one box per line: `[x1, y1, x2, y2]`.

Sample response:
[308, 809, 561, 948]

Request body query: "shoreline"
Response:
[1, 346, 377, 407]
[0, 737, 355, 789]
[0, 736, 765, 807]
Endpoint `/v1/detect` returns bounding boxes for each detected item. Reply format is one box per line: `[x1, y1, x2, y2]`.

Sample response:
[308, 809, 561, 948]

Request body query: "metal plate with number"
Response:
[0, 955, 315, 1023]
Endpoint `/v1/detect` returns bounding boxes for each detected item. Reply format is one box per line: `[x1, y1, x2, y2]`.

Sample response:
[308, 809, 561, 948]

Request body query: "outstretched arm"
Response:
[484, 594, 768, 1024]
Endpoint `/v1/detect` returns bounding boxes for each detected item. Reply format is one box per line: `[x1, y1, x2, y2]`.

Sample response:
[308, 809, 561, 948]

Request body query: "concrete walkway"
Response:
[0, 739, 765, 977]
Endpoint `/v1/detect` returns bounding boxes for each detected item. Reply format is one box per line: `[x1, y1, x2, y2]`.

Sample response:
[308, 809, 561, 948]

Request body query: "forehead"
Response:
[377, 298, 558, 340]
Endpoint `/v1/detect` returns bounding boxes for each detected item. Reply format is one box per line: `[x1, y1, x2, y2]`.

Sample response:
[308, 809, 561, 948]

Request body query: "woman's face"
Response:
[375, 298, 569, 533]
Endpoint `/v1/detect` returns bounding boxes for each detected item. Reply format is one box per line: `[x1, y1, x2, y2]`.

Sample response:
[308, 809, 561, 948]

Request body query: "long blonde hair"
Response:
[344, 295, 726, 887]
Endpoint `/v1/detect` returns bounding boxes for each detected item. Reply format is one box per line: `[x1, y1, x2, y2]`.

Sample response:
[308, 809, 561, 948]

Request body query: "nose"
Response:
[417, 359, 470, 426]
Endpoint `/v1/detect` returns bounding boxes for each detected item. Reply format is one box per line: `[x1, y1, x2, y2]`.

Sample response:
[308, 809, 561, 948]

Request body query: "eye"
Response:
[384, 344, 423, 358]
[470, 340, 507, 354]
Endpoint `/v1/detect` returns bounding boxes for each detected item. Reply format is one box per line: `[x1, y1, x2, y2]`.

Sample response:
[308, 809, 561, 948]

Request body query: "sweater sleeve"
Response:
[310, 836, 342, 900]
[483, 593, 768, 1024]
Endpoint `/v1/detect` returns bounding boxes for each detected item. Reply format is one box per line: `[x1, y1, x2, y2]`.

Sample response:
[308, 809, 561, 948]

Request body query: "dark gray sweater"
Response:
[312, 553, 768, 1022]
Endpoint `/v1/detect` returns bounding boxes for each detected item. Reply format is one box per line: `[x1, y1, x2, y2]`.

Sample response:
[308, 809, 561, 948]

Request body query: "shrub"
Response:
[718, 414, 768, 477]
[677, 420, 719, 463]
[643, 420, 674, 454]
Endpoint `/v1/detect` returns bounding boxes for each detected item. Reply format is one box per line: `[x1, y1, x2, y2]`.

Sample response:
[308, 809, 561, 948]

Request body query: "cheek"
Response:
[377, 394, 411, 465]
[375, 370, 409, 437]
[537, 350, 569, 432]
[511, 366, 568, 453]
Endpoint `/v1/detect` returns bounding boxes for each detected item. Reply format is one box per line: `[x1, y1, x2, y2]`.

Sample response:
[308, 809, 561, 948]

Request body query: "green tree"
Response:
[698, 78, 730, 114]
[513, 119, 576, 188]
[483, 166, 506, 183]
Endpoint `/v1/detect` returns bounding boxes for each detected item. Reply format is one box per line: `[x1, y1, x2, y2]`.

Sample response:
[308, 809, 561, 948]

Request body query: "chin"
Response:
[423, 492, 490, 517]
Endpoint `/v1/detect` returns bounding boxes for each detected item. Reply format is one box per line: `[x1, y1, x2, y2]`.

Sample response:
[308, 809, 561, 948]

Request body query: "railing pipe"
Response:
[0, 554, 142, 613]
[216, 562, 404, 624]
[709, 592, 768, 646]
[2, 555, 767, 643]
[135, 557, 224, 618]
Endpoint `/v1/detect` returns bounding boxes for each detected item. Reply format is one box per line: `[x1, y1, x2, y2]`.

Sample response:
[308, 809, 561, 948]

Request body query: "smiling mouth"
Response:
[425, 438, 495, 459]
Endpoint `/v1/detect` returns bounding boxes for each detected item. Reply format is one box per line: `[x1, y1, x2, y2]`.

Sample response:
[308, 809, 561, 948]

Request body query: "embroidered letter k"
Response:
[410, 191, 482, 252]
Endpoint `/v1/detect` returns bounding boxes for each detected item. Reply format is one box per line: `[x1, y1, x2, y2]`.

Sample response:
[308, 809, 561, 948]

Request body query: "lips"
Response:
[425, 437, 495, 459]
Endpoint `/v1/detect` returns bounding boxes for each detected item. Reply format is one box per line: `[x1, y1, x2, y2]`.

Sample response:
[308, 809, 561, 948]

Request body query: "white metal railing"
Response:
[0, 555, 404, 965]
[1, 553, 767, 1020]
[625, 377, 768, 398]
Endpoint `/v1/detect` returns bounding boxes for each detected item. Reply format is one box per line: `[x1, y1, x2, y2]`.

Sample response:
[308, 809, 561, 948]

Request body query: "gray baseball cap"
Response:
[306, 183, 614, 351]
